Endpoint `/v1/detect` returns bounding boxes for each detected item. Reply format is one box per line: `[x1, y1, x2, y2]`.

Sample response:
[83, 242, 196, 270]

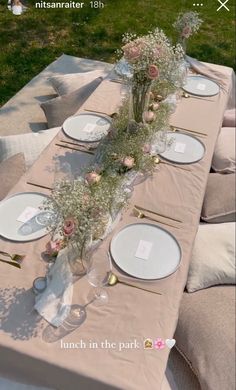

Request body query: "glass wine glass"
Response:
[35, 211, 55, 226]
[151, 130, 168, 155]
[86, 255, 111, 306]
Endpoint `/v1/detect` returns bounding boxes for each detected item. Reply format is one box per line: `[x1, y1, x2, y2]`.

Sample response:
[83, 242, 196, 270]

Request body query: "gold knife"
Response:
[27, 181, 53, 191]
[55, 143, 95, 155]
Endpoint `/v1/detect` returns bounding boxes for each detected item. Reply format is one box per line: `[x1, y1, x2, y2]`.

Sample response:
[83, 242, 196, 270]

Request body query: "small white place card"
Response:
[83, 123, 97, 134]
[135, 240, 153, 261]
[174, 142, 186, 154]
[196, 83, 206, 91]
[17, 207, 39, 223]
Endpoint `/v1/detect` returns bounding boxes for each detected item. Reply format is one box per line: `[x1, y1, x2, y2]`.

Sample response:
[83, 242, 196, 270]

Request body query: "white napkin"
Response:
[34, 248, 73, 327]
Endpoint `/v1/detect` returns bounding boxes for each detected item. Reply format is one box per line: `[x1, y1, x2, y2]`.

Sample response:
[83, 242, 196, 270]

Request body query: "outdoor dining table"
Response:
[0, 62, 234, 390]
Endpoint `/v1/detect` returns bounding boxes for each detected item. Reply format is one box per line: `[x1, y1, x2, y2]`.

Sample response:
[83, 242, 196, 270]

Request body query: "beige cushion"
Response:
[0, 128, 60, 168]
[50, 70, 107, 95]
[41, 77, 103, 128]
[201, 173, 235, 223]
[212, 127, 235, 173]
[223, 109, 236, 127]
[186, 222, 235, 293]
[175, 286, 235, 390]
[0, 154, 26, 200]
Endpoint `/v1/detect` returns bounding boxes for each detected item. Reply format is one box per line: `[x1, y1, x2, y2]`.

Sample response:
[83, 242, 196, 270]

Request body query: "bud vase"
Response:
[67, 242, 91, 277]
[128, 81, 152, 132]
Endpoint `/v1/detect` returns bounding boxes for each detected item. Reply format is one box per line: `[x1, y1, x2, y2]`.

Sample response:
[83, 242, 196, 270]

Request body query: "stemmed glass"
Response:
[86, 255, 111, 306]
[151, 130, 168, 155]
[19, 210, 55, 236]
[35, 210, 55, 226]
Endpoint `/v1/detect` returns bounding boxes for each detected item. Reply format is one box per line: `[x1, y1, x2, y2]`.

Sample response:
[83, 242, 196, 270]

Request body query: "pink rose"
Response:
[148, 64, 159, 79]
[182, 25, 192, 38]
[63, 217, 76, 237]
[142, 144, 151, 154]
[85, 171, 101, 185]
[122, 39, 144, 62]
[45, 240, 63, 257]
[122, 156, 135, 169]
[154, 338, 165, 350]
[143, 110, 156, 123]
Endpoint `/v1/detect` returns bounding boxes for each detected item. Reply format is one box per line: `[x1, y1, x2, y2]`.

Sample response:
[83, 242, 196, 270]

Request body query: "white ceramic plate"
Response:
[0, 192, 50, 241]
[110, 223, 181, 280]
[63, 113, 111, 142]
[159, 132, 205, 164]
[183, 75, 220, 97]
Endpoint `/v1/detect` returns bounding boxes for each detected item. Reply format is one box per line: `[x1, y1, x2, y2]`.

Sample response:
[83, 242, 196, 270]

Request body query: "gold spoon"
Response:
[182, 91, 213, 102]
[134, 204, 182, 223]
[133, 207, 180, 229]
[154, 157, 190, 172]
[171, 126, 207, 137]
[108, 272, 162, 295]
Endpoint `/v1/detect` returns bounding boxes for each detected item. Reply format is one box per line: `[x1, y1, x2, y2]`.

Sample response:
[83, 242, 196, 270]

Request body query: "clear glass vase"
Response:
[128, 81, 152, 132]
[67, 242, 91, 277]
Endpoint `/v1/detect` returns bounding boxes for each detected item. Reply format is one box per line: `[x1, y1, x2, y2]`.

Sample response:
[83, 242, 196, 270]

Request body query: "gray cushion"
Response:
[41, 77, 103, 128]
[201, 173, 235, 223]
[175, 286, 236, 390]
[212, 127, 235, 173]
[0, 153, 26, 200]
[223, 109, 236, 127]
[50, 70, 107, 95]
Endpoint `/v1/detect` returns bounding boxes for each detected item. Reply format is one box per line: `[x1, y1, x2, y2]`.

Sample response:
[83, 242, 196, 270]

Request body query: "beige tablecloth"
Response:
[0, 62, 234, 390]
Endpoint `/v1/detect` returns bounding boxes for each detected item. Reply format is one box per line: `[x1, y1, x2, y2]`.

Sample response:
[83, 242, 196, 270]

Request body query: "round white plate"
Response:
[110, 223, 181, 280]
[183, 75, 220, 97]
[0, 192, 50, 242]
[63, 113, 111, 142]
[159, 132, 205, 164]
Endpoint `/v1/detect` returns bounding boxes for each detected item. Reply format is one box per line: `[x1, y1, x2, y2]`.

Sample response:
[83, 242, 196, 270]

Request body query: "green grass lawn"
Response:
[0, 0, 235, 107]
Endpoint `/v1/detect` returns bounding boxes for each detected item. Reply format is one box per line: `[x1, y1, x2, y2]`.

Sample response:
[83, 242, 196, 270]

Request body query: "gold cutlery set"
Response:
[55, 142, 95, 155]
[59, 139, 97, 151]
[170, 125, 207, 138]
[133, 204, 182, 229]
[0, 250, 24, 268]
[108, 267, 162, 295]
[154, 157, 191, 172]
[107, 253, 162, 295]
[83, 108, 117, 118]
[182, 91, 214, 102]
